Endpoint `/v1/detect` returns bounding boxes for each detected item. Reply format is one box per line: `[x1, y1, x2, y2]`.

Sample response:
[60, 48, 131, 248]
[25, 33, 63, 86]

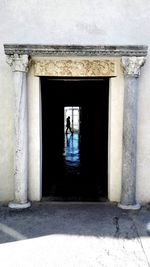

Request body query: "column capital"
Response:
[121, 56, 146, 77]
[6, 54, 30, 72]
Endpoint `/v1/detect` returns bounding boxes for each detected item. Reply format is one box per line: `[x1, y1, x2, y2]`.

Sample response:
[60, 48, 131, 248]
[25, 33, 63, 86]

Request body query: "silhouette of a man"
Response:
[66, 116, 73, 134]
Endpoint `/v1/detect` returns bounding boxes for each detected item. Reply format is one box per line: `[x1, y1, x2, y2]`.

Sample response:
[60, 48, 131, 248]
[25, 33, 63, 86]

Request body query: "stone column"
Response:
[7, 54, 31, 209]
[118, 57, 146, 210]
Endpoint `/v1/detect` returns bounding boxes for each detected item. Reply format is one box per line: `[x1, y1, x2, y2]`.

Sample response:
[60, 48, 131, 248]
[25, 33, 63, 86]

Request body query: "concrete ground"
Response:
[0, 202, 150, 267]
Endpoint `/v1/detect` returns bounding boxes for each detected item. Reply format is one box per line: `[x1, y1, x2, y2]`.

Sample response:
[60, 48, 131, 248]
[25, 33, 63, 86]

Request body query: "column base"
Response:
[8, 201, 31, 209]
[118, 203, 141, 210]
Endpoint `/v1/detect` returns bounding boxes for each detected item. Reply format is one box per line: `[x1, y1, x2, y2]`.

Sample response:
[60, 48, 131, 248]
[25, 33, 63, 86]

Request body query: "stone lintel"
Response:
[4, 44, 148, 57]
[33, 59, 116, 77]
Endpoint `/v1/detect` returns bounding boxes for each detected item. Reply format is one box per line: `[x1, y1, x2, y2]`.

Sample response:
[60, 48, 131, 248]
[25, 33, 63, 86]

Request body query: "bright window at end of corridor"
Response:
[64, 107, 80, 133]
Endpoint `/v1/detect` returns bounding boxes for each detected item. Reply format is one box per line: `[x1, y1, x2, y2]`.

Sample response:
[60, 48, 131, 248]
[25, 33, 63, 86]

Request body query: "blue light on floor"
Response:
[64, 133, 80, 173]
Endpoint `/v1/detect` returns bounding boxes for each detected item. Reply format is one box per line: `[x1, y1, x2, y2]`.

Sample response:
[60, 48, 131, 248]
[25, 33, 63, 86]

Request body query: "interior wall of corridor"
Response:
[0, 0, 150, 203]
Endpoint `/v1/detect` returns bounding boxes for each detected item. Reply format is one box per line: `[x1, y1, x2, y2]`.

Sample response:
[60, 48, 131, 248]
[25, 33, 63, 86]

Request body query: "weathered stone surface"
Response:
[121, 57, 146, 77]
[6, 54, 29, 72]
[7, 54, 30, 208]
[119, 57, 146, 209]
[120, 77, 138, 206]
[33, 59, 116, 77]
[4, 44, 148, 57]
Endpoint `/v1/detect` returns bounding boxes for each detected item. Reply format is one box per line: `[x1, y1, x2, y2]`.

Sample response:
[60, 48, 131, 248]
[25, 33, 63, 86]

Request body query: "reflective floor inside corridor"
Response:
[64, 133, 80, 177]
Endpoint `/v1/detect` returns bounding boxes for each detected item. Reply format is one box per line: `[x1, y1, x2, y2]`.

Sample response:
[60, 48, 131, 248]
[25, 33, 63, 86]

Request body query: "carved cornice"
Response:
[121, 57, 146, 77]
[6, 54, 30, 72]
[33, 59, 116, 77]
[4, 44, 148, 57]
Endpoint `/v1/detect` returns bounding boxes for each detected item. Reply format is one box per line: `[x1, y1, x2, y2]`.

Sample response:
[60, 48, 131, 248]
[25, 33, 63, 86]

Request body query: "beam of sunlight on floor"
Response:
[0, 234, 149, 267]
[0, 223, 26, 241]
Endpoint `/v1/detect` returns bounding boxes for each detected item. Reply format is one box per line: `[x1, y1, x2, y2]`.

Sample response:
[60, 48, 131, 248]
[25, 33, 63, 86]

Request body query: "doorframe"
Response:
[4, 44, 148, 208]
[28, 57, 123, 202]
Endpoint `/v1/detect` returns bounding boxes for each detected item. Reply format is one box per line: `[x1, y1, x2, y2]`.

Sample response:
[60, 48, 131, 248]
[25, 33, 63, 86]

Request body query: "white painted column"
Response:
[7, 54, 31, 209]
[119, 57, 146, 210]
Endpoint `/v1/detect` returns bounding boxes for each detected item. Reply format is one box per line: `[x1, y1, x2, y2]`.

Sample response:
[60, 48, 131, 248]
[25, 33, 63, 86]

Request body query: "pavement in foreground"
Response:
[0, 202, 150, 267]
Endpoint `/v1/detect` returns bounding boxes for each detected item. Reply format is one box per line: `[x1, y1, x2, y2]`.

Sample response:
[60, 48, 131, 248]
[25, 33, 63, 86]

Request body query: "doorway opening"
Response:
[41, 77, 109, 201]
[64, 106, 80, 188]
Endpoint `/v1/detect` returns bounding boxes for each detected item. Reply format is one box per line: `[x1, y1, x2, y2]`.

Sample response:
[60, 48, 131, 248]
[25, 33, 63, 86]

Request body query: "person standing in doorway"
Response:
[66, 116, 73, 134]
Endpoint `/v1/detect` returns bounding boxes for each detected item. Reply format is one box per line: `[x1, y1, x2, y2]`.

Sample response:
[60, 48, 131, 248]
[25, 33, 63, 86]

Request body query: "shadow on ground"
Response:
[0, 202, 150, 244]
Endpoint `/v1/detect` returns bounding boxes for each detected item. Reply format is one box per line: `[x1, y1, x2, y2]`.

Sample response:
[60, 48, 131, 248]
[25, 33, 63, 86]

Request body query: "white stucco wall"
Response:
[0, 0, 150, 202]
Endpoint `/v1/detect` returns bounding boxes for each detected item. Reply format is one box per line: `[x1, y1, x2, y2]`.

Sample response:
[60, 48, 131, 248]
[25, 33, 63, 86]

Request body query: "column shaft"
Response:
[14, 71, 28, 204]
[119, 56, 146, 210]
[121, 76, 138, 205]
[7, 54, 30, 209]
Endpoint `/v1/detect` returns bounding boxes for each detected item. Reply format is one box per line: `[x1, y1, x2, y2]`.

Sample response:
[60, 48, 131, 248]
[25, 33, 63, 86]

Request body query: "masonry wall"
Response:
[0, 0, 150, 202]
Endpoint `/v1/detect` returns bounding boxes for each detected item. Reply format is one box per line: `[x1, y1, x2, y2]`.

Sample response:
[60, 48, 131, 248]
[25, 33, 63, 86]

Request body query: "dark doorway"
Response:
[41, 77, 109, 201]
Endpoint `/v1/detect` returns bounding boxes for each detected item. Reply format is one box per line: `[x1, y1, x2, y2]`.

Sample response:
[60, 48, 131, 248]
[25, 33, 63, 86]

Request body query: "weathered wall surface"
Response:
[0, 0, 150, 202]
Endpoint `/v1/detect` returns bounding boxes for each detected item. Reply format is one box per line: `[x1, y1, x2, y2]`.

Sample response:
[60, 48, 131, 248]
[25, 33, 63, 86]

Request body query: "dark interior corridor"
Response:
[41, 77, 109, 201]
